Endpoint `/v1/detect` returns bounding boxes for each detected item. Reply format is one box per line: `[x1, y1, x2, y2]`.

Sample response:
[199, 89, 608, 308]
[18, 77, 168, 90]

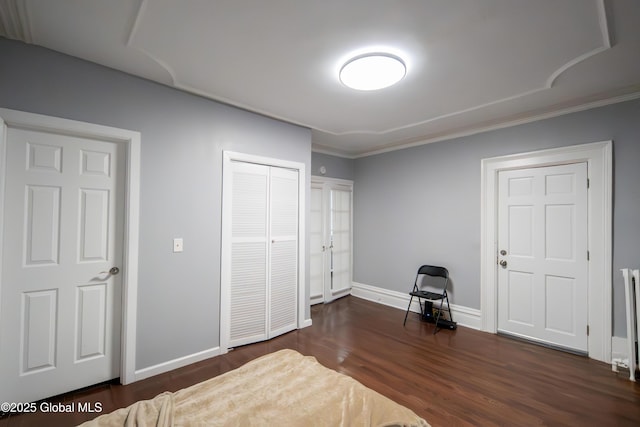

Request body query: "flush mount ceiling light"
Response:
[339, 53, 406, 91]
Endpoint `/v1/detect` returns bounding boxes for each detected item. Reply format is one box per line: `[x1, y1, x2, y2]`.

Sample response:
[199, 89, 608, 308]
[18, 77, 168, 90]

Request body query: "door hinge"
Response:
[587, 178, 590, 189]
[587, 325, 590, 336]
[587, 251, 590, 261]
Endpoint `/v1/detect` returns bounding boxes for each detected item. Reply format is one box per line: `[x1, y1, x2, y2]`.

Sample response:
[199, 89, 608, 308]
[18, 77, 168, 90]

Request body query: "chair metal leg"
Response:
[433, 298, 445, 334]
[433, 293, 453, 334]
[445, 293, 453, 322]
[433, 295, 453, 335]
[403, 295, 414, 326]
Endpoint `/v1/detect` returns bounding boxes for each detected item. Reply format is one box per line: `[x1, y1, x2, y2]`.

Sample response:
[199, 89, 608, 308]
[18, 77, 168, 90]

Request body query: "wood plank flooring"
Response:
[2, 295, 639, 426]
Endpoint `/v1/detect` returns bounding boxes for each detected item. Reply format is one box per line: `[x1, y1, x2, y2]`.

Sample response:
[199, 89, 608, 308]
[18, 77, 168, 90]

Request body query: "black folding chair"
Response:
[403, 265, 453, 333]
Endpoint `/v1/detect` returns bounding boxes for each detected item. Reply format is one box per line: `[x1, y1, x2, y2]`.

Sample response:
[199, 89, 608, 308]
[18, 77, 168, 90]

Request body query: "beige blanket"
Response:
[80, 349, 429, 427]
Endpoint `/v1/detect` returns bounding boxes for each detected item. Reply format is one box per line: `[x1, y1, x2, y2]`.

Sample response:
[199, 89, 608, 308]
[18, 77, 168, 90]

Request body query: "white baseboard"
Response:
[350, 282, 482, 330]
[611, 336, 632, 377]
[132, 291, 622, 383]
[133, 317, 312, 383]
[134, 346, 221, 382]
[611, 336, 628, 360]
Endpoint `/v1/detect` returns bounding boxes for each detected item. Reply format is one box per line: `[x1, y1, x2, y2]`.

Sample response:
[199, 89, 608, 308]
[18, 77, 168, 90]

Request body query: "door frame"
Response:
[480, 141, 612, 362]
[220, 151, 306, 354]
[0, 108, 141, 384]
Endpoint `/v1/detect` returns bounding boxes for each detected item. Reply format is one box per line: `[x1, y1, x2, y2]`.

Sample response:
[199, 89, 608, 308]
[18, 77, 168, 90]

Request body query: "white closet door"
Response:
[309, 184, 325, 304]
[329, 187, 352, 297]
[269, 167, 299, 337]
[226, 160, 299, 348]
[228, 162, 269, 347]
[309, 177, 353, 304]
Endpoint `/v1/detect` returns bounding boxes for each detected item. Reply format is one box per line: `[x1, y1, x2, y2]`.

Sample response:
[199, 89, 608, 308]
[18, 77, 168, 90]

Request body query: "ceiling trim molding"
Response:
[546, 45, 610, 89]
[547, 0, 612, 88]
[328, 44, 614, 138]
[126, 0, 148, 47]
[126, 0, 179, 86]
[313, 90, 640, 159]
[0, 0, 33, 43]
[118, 0, 614, 142]
[310, 145, 358, 159]
[598, 0, 613, 48]
[155, 34, 615, 143]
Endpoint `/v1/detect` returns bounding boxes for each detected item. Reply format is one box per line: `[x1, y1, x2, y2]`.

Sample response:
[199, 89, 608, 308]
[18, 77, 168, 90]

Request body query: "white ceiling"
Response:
[1, 0, 639, 157]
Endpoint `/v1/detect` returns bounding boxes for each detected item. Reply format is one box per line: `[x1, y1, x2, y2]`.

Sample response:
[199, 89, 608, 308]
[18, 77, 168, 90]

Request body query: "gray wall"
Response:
[0, 38, 312, 369]
[353, 98, 640, 337]
[311, 151, 356, 181]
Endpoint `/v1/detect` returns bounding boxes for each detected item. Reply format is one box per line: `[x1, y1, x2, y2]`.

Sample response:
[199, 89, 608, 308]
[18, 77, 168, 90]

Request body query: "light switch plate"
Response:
[173, 238, 183, 253]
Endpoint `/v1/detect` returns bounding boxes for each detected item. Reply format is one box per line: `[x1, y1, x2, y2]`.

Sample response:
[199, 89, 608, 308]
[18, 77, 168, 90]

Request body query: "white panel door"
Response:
[497, 163, 588, 352]
[0, 128, 124, 403]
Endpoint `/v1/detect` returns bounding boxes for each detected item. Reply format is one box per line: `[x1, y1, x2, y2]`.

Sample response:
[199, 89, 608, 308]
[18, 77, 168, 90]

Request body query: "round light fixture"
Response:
[339, 53, 406, 91]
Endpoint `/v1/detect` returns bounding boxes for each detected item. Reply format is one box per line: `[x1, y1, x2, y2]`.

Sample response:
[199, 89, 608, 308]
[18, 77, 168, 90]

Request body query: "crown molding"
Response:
[313, 90, 640, 159]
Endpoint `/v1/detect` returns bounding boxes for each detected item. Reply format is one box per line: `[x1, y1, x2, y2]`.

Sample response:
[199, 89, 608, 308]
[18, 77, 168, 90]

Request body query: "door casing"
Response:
[480, 141, 612, 362]
[0, 108, 141, 384]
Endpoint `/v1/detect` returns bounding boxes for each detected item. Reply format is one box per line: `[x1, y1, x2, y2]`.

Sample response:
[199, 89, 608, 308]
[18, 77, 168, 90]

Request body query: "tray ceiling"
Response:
[1, 0, 639, 157]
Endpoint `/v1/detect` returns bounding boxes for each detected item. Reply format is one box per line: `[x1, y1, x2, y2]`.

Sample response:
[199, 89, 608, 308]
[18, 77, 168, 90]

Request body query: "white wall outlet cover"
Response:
[173, 238, 184, 252]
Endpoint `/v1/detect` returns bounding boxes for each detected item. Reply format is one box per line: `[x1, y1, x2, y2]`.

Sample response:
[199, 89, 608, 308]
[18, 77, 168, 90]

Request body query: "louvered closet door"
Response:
[227, 161, 299, 348]
[269, 167, 299, 337]
[229, 162, 269, 347]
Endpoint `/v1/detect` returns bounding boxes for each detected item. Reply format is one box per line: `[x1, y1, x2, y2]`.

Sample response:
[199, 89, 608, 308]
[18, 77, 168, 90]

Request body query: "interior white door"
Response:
[227, 161, 299, 348]
[0, 127, 124, 403]
[309, 184, 325, 304]
[309, 178, 353, 305]
[327, 186, 352, 301]
[497, 162, 588, 353]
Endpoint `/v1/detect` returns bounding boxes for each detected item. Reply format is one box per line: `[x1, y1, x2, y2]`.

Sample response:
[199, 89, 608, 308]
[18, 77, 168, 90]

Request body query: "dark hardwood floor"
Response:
[2, 295, 639, 426]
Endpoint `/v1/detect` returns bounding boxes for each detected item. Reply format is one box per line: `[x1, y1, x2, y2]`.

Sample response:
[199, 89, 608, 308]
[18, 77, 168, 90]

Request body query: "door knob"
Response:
[109, 267, 120, 275]
[499, 260, 507, 268]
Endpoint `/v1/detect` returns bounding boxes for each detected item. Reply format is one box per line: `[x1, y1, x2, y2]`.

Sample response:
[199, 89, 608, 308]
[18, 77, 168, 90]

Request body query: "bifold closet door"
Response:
[268, 167, 299, 337]
[227, 161, 298, 348]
